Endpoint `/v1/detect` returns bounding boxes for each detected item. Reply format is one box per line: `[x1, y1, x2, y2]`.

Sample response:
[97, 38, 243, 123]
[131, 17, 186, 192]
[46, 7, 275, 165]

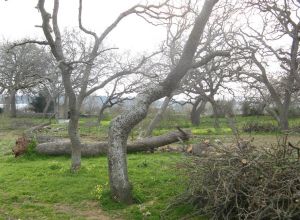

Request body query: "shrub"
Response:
[241, 100, 265, 116]
[289, 106, 300, 117]
[172, 139, 300, 219]
[242, 121, 278, 133]
[30, 93, 54, 113]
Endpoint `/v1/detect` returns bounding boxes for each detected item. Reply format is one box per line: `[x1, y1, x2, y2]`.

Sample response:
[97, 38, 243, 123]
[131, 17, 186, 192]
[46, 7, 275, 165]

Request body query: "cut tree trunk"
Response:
[36, 129, 190, 156]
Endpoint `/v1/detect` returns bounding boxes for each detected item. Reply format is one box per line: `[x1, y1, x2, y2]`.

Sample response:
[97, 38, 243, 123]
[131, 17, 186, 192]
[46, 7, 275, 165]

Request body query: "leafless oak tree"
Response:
[33, 0, 181, 171]
[0, 42, 50, 117]
[228, 0, 300, 130]
[107, 0, 221, 204]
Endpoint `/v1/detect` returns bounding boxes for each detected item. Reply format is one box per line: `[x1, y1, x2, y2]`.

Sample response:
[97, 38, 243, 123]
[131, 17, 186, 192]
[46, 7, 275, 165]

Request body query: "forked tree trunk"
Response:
[144, 96, 171, 137]
[108, 0, 219, 204]
[266, 105, 289, 131]
[10, 89, 17, 118]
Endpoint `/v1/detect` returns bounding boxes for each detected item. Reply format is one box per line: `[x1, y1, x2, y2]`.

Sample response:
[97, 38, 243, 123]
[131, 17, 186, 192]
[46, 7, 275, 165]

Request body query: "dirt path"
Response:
[54, 201, 123, 220]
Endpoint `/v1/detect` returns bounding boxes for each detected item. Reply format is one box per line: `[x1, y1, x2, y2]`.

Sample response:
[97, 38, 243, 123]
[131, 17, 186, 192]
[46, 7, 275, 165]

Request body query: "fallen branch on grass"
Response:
[36, 129, 191, 156]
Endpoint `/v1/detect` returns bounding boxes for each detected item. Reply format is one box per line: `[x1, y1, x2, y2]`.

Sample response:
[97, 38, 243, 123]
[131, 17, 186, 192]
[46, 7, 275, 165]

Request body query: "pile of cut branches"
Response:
[172, 136, 300, 219]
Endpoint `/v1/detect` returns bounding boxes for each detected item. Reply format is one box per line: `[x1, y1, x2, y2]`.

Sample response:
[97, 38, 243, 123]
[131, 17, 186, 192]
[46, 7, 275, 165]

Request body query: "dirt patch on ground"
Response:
[54, 201, 122, 220]
[249, 135, 299, 147]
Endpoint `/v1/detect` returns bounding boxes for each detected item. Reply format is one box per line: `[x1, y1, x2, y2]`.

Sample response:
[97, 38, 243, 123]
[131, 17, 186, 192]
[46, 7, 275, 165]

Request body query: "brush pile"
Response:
[175, 136, 300, 219]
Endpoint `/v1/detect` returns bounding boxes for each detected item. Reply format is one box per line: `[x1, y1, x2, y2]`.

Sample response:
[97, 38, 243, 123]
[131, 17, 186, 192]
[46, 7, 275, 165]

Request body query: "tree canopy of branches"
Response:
[228, 0, 300, 130]
[0, 42, 50, 117]
[33, 0, 174, 171]
[107, 0, 232, 203]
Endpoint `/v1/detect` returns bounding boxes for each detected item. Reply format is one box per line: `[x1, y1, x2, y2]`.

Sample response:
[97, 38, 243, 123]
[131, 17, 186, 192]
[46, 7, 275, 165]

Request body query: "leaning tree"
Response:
[228, 0, 300, 130]
[107, 0, 234, 203]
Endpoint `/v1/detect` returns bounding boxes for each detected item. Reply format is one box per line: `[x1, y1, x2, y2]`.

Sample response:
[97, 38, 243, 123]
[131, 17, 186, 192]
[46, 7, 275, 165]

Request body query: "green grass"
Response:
[0, 122, 195, 219]
[148, 115, 300, 136]
[0, 152, 192, 219]
[1, 114, 300, 219]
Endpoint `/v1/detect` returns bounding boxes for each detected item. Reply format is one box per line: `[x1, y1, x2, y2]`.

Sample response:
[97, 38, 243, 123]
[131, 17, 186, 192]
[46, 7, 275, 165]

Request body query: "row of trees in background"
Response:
[0, 0, 299, 203]
[1, 1, 299, 131]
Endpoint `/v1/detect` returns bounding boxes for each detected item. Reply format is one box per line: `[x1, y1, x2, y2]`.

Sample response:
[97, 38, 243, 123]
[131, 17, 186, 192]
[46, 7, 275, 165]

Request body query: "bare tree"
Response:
[228, 0, 300, 130]
[0, 42, 50, 117]
[182, 55, 234, 127]
[33, 0, 181, 171]
[96, 77, 138, 125]
[107, 0, 223, 203]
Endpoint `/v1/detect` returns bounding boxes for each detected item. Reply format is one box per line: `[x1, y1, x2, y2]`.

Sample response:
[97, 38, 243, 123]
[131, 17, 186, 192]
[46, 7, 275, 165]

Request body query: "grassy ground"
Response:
[0, 115, 196, 220]
[1, 114, 300, 219]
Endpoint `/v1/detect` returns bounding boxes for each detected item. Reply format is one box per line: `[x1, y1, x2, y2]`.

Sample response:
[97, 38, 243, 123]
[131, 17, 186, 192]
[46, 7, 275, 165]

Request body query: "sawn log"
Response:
[36, 129, 190, 156]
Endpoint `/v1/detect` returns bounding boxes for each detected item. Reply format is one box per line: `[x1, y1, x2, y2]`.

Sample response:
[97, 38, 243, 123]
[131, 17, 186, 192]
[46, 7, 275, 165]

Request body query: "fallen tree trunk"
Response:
[36, 129, 190, 156]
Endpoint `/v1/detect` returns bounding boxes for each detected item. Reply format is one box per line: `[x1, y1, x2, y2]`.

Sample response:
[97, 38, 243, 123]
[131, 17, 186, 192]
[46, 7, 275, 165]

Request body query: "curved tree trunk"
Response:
[266, 105, 289, 130]
[97, 104, 108, 125]
[144, 96, 171, 137]
[10, 89, 17, 118]
[108, 0, 219, 204]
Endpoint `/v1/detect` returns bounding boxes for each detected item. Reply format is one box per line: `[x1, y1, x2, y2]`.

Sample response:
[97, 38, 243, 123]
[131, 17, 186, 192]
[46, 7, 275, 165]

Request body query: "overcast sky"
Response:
[0, 0, 166, 53]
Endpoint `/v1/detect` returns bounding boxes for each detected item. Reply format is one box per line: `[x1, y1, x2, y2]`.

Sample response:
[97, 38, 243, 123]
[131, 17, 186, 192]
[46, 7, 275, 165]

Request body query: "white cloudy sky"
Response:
[0, 0, 166, 52]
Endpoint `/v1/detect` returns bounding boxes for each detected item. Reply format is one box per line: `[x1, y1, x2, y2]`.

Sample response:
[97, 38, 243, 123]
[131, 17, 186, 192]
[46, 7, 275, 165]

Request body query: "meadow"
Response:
[0, 114, 299, 219]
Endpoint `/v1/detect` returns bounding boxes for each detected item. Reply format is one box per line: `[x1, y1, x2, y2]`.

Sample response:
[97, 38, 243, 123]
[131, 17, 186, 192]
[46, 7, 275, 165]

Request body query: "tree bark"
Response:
[4, 95, 10, 114]
[97, 104, 108, 125]
[279, 105, 289, 130]
[55, 95, 60, 119]
[10, 89, 17, 118]
[108, 0, 219, 204]
[144, 96, 171, 137]
[36, 130, 190, 156]
[43, 97, 52, 117]
[63, 95, 69, 119]
[61, 66, 82, 172]
[190, 99, 206, 126]
[211, 101, 220, 129]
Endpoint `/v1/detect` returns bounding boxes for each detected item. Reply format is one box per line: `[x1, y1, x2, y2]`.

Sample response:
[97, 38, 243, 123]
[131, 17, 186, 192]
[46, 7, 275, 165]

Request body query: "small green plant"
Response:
[22, 139, 38, 159]
[48, 161, 62, 170]
[93, 183, 108, 200]
[137, 159, 148, 168]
